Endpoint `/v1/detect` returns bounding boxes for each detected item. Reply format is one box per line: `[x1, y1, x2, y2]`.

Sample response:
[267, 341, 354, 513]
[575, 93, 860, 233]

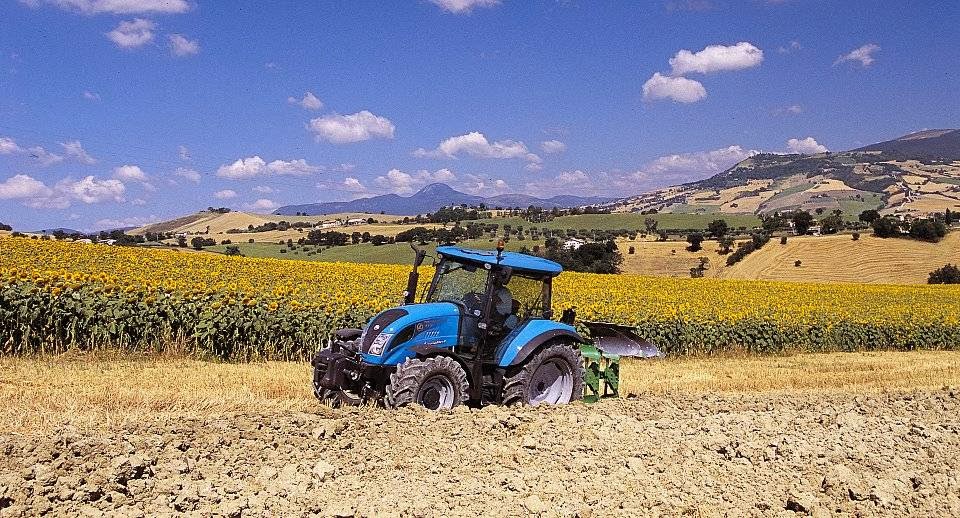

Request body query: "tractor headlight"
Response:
[367, 333, 393, 356]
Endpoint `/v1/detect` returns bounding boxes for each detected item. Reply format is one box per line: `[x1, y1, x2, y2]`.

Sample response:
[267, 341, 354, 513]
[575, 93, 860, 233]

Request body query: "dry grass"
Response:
[617, 239, 742, 278]
[721, 233, 960, 284]
[620, 350, 960, 395]
[0, 353, 313, 435]
[3, 350, 958, 434]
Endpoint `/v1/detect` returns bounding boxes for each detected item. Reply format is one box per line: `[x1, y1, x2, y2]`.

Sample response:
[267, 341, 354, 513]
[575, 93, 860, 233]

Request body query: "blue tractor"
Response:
[311, 243, 657, 409]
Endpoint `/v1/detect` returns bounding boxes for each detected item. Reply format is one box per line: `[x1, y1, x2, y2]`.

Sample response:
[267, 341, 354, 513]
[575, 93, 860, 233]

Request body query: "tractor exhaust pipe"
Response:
[404, 243, 427, 305]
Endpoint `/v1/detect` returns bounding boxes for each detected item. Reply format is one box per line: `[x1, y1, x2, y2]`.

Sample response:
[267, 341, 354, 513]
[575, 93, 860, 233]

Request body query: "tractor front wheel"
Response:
[503, 342, 585, 406]
[385, 356, 470, 410]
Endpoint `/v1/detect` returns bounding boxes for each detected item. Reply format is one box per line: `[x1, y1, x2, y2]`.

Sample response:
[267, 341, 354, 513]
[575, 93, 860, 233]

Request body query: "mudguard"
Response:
[495, 319, 586, 367]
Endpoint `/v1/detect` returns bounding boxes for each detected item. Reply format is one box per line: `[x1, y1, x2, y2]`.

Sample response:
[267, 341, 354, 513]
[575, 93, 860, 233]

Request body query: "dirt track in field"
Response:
[2, 390, 959, 517]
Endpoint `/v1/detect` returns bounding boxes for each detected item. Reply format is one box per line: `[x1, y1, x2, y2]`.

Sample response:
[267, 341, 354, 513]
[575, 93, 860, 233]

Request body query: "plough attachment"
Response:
[580, 321, 662, 402]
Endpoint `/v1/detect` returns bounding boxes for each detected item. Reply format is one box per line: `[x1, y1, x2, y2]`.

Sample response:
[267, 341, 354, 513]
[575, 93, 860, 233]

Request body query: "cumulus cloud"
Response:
[168, 34, 199, 56]
[174, 167, 201, 183]
[778, 40, 802, 54]
[669, 42, 764, 75]
[252, 185, 274, 194]
[216, 156, 323, 179]
[106, 18, 155, 48]
[342, 177, 367, 192]
[413, 132, 542, 167]
[0, 174, 51, 200]
[642, 73, 707, 103]
[246, 199, 278, 211]
[113, 164, 148, 182]
[643, 145, 758, 179]
[93, 215, 160, 230]
[835, 43, 880, 67]
[308, 111, 395, 144]
[0, 136, 63, 165]
[22, 0, 190, 15]
[60, 140, 96, 164]
[429, 0, 500, 14]
[216, 156, 266, 179]
[266, 158, 321, 175]
[214, 189, 237, 199]
[786, 137, 828, 154]
[374, 168, 458, 195]
[458, 174, 511, 196]
[540, 140, 566, 154]
[287, 91, 323, 111]
[61, 176, 126, 203]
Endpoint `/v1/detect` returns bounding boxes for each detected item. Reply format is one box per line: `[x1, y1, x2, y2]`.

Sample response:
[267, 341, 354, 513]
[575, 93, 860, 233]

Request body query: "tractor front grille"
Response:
[360, 308, 408, 354]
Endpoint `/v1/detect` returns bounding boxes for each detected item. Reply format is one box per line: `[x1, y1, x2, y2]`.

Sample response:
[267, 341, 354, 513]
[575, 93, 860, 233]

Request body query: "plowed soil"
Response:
[2, 390, 958, 517]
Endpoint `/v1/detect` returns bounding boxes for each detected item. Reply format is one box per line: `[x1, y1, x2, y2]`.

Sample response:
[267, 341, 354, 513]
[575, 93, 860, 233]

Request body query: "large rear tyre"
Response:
[502, 342, 585, 406]
[384, 356, 470, 410]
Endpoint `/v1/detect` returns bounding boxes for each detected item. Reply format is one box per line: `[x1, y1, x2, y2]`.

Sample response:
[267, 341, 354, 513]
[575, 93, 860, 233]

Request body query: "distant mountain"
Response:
[610, 129, 960, 216]
[33, 227, 84, 235]
[852, 129, 960, 161]
[273, 183, 612, 216]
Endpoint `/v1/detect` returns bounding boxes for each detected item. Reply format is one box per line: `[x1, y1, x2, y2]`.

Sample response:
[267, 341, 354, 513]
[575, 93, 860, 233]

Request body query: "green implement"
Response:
[579, 321, 662, 402]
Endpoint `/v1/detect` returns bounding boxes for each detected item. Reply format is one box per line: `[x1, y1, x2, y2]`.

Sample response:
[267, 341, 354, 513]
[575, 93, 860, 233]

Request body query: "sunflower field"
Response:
[2, 235, 959, 360]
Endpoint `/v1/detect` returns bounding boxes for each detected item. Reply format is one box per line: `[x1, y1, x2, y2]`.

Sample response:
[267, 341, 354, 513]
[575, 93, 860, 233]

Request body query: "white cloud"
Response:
[643, 145, 758, 179]
[252, 185, 274, 194]
[93, 215, 159, 230]
[342, 177, 367, 192]
[429, 0, 500, 14]
[522, 170, 596, 197]
[178, 145, 191, 161]
[106, 18, 155, 49]
[266, 158, 321, 175]
[57, 176, 126, 204]
[246, 199, 278, 211]
[458, 174, 511, 196]
[168, 34, 199, 57]
[540, 140, 566, 154]
[60, 140, 96, 164]
[413, 132, 542, 166]
[775, 104, 803, 115]
[835, 43, 880, 67]
[642, 73, 707, 103]
[308, 111, 396, 144]
[214, 189, 237, 199]
[669, 42, 764, 75]
[174, 167, 201, 183]
[0, 174, 51, 200]
[216, 156, 266, 179]
[287, 91, 323, 111]
[0, 137, 22, 154]
[131, 198, 146, 205]
[82, 90, 101, 101]
[374, 168, 458, 195]
[778, 40, 802, 54]
[216, 156, 322, 179]
[0, 137, 63, 165]
[786, 137, 828, 154]
[23, 0, 189, 15]
[113, 164, 148, 182]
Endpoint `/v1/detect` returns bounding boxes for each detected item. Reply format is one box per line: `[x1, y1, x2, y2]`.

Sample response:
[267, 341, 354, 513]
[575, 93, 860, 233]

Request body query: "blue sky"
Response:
[1, 0, 958, 231]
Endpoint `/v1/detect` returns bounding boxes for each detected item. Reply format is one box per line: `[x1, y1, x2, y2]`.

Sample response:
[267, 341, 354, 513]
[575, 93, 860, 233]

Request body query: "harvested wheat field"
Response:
[722, 233, 960, 284]
[1, 352, 959, 516]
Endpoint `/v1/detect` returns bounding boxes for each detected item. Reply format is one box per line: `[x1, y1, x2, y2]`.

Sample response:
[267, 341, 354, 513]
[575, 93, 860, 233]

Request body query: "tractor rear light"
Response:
[368, 333, 392, 356]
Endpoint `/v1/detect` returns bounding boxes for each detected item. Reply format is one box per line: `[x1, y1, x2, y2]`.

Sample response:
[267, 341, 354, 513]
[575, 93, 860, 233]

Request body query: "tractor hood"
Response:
[358, 302, 462, 365]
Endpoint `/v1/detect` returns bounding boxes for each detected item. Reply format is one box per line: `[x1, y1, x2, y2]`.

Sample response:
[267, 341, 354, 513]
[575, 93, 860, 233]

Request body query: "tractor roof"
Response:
[436, 246, 563, 277]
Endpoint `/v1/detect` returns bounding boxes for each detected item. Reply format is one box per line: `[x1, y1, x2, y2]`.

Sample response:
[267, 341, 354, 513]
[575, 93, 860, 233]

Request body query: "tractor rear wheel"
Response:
[384, 356, 470, 410]
[502, 342, 584, 406]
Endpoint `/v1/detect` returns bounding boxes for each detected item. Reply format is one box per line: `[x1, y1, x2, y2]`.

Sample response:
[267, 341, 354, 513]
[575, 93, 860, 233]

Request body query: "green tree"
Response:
[859, 209, 881, 224]
[929, 264, 960, 284]
[190, 236, 205, 250]
[718, 235, 735, 254]
[686, 232, 704, 252]
[819, 213, 843, 234]
[872, 217, 901, 238]
[791, 211, 814, 235]
[706, 219, 729, 239]
[909, 218, 947, 243]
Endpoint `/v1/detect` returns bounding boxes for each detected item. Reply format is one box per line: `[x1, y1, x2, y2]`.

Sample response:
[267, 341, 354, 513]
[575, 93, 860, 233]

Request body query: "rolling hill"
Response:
[611, 129, 960, 217]
[273, 183, 611, 216]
